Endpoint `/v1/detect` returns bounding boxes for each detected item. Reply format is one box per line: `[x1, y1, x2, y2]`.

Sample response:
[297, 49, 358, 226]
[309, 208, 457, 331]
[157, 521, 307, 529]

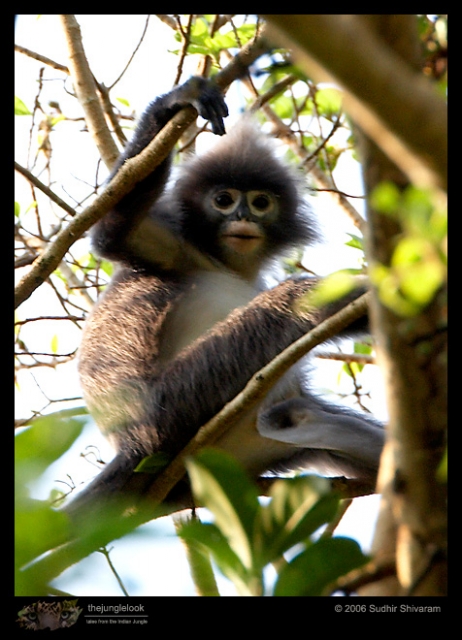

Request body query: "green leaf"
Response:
[342, 360, 363, 378]
[391, 237, 446, 307]
[50, 113, 65, 127]
[15, 497, 70, 574]
[345, 233, 364, 251]
[15, 410, 88, 592]
[184, 44, 213, 56]
[15, 96, 31, 115]
[399, 261, 445, 307]
[270, 94, 295, 120]
[116, 96, 131, 107]
[299, 270, 361, 310]
[402, 187, 434, 231]
[212, 32, 237, 50]
[99, 259, 114, 277]
[259, 476, 339, 562]
[354, 341, 372, 355]
[178, 520, 251, 594]
[15, 410, 87, 486]
[315, 87, 343, 118]
[436, 449, 447, 483]
[370, 181, 401, 215]
[392, 235, 427, 267]
[185, 449, 260, 570]
[190, 17, 209, 41]
[176, 520, 220, 596]
[371, 264, 422, 317]
[234, 23, 257, 44]
[274, 536, 368, 596]
[50, 334, 59, 354]
[135, 452, 171, 473]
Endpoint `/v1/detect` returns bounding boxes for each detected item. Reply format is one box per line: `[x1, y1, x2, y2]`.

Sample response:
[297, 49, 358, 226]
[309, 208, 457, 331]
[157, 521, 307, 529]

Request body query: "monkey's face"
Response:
[179, 184, 304, 279]
[189, 187, 281, 277]
[209, 188, 278, 257]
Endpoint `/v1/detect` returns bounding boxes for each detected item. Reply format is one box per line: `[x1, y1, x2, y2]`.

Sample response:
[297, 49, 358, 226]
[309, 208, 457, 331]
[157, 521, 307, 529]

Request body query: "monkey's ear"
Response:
[182, 77, 229, 136]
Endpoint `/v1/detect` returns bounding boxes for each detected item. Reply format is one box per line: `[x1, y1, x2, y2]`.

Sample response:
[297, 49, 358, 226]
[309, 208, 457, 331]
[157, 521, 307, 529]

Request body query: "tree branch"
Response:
[329, 16, 447, 597]
[142, 291, 371, 505]
[14, 162, 77, 218]
[263, 14, 447, 190]
[60, 15, 120, 168]
[232, 60, 366, 231]
[15, 43, 69, 73]
[14, 28, 270, 309]
[14, 107, 191, 308]
[21, 292, 371, 586]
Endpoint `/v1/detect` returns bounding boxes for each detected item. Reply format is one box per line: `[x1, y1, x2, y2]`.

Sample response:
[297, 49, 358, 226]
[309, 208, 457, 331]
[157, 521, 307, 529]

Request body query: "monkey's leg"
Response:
[256, 396, 384, 478]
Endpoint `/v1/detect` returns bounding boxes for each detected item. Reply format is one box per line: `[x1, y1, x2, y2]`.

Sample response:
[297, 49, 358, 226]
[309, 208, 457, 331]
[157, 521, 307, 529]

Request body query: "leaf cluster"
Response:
[179, 449, 368, 596]
[370, 184, 447, 316]
[15, 411, 86, 594]
[174, 17, 257, 62]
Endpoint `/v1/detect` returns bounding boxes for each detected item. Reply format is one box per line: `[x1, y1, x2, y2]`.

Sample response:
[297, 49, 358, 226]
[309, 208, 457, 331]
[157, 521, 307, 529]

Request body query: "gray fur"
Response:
[75, 78, 384, 511]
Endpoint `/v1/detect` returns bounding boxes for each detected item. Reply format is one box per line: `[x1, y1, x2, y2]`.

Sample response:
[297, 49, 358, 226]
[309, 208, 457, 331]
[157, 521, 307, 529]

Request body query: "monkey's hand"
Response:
[175, 77, 229, 136]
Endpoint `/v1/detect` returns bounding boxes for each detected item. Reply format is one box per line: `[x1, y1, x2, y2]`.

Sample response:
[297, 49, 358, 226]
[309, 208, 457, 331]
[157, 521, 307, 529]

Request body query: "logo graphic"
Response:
[16, 599, 82, 631]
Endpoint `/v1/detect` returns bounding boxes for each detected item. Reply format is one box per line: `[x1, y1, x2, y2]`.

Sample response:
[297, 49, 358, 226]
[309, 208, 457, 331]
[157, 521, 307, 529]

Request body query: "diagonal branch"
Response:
[143, 291, 371, 504]
[14, 29, 270, 309]
[263, 14, 447, 190]
[21, 291, 371, 587]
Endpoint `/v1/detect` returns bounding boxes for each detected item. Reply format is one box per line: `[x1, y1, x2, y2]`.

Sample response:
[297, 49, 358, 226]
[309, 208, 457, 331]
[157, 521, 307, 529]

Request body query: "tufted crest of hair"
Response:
[174, 119, 318, 251]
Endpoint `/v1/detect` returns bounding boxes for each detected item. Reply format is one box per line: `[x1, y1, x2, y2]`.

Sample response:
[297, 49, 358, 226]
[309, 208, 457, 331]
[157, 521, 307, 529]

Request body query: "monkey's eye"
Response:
[215, 192, 234, 208]
[211, 189, 241, 214]
[248, 191, 275, 216]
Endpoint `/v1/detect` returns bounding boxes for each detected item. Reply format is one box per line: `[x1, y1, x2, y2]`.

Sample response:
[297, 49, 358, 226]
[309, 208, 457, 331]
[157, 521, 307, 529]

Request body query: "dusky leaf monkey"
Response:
[75, 76, 383, 512]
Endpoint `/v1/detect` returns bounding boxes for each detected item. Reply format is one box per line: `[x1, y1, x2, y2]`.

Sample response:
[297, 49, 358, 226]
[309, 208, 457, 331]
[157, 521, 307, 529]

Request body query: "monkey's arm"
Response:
[91, 78, 228, 264]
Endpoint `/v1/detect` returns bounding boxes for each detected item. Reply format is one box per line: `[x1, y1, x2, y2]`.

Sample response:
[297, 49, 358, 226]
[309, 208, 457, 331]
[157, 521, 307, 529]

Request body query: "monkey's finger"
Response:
[181, 76, 228, 136]
[196, 95, 228, 135]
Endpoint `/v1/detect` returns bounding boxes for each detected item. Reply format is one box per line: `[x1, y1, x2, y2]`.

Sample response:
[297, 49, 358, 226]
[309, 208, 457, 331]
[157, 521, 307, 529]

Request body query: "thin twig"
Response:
[15, 44, 69, 73]
[15, 162, 77, 218]
[107, 16, 151, 90]
[173, 14, 194, 86]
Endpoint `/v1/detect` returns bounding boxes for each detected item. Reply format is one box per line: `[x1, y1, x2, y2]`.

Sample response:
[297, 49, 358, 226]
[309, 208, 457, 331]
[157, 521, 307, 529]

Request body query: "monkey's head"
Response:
[175, 121, 318, 279]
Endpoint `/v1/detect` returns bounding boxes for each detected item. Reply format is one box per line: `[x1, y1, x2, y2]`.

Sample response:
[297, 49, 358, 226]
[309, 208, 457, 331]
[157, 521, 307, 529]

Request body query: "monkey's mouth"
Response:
[221, 221, 264, 254]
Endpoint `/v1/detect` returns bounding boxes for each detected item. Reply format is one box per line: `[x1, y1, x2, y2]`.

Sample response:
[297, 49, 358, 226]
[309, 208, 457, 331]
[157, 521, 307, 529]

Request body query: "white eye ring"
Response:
[211, 188, 241, 214]
[247, 191, 275, 216]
